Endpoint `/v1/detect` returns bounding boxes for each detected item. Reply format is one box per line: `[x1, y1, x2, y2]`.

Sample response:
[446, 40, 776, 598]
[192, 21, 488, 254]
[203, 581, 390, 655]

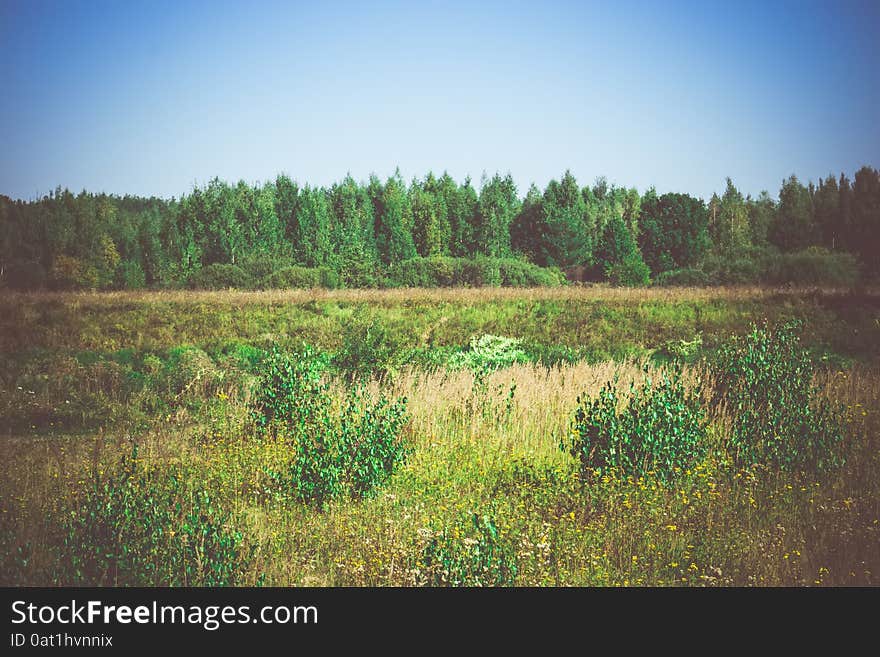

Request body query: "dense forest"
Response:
[1, 166, 878, 291]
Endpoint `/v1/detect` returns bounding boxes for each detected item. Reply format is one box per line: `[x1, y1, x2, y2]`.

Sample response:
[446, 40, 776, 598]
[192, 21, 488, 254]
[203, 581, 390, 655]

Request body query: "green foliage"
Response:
[711, 321, 845, 472]
[654, 268, 710, 287]
[4, 166, 876, 292]
[606, 253, 651, 287]
[254, 346, 409, 506]
[56, 451, 252, 585]
[160, 346, 222, 401]
[116, 260, 146, 289]
[417, 513, 518, 586]
[334, 314, 406, 380]
[386, 256, 561, 288]
[658, 334, 703, 362]
[449, 334, 528, 372]
[565, 367, 707, 482]
[763, 248, 859, 287]
[638, 191, 710, 273]
[49, 255, 99, 290]
[261, 265, 322, 289]
[496, 258, 565, 286]
[702, 252, 763, 285]
[239, 255, 297, 281]
[188, 263, 253, 289]
[770, 175, 816, 252]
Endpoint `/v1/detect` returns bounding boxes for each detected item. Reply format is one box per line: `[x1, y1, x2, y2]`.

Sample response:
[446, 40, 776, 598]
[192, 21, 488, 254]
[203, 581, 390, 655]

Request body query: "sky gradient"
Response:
[1, 0, 878, 201]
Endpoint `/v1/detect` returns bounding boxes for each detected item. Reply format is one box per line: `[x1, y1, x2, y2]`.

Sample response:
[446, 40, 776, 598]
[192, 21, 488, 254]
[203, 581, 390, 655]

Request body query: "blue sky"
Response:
[1, 0, 878, 201]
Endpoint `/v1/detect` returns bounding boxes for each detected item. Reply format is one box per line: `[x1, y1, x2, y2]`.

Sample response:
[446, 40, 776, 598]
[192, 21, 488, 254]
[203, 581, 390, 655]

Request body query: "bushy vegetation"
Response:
[449, 335, 529, 372]
[565, 367, 707, 482]
[654, 268, 710, 287]
[254, 346, 410, 506]
[261, 265, 323, 289]
[56, 451, 253, 586]
[188, 263, 252, 290]
[1, 289, 877, 588]
[763, 248, 859, 287]
[417, 513, 518, 586]
[385, 256, 562, 288]
[711, 321, 846, 472]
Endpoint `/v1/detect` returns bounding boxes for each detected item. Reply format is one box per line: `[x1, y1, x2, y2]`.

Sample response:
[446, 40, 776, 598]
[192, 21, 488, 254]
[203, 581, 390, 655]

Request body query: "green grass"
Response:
[1, 286, 878, 586]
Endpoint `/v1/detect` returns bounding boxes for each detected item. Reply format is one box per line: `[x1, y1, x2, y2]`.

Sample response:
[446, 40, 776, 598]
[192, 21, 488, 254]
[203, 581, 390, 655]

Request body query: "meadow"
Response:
[1, 285, 878, 586]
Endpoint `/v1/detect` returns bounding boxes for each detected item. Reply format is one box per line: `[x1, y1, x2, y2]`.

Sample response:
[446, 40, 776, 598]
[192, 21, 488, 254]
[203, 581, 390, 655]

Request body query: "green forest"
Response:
[2, 166, 878, 292]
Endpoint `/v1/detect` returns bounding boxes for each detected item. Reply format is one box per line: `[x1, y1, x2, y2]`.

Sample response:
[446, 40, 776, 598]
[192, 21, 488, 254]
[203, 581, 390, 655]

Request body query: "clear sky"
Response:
[1, 0, 878, 201]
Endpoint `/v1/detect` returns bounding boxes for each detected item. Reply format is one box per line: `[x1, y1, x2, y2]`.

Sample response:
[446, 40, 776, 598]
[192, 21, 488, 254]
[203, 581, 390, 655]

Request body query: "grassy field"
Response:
[1, 286, 878, 586]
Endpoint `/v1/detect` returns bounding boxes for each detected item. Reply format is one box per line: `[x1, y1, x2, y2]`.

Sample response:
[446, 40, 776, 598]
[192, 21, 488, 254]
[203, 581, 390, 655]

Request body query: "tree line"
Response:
[1, 166, 878, 290]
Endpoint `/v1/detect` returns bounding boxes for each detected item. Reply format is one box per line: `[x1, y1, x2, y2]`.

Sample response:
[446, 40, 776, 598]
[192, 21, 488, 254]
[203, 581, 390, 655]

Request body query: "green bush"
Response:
[261, 265, 322, 289]
[56, 451, 253, 585]
[564, 366, 707, 482]
[496, 258, 564, 286]
[160, 346, 222, 400]
[387, 257, 457, 287]
[417, 513, 518, 586]
[337, 256, 379, 288]
[2, 260, 46, 290]
[386, 257, 562, 288]
[239, 255, 297, 281]
[449, 334, 528, 372]
[254, 346, 409, 506]
[318, 266, 341, 289]
[188, 263, 253, 289]
[334, 315, 407, 380]
[703, 254, 762, 285]
[711, 321, 845, 472]
[654, 268, 710, 287]
[606, 253, 651, 287]
[762, 248, 859, 287]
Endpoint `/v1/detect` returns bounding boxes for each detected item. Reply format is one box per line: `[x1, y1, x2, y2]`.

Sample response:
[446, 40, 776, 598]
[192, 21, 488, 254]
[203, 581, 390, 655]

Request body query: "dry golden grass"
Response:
[2, 283, 877, 309]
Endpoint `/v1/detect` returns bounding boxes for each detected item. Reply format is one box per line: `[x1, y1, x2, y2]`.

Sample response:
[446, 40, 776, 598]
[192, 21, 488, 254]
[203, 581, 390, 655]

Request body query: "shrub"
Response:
[658, 333, 703, 363]
[762, 248, 859, 287]
[417, 513, 518, 586]
[239, 255, 297, 281]
[2, 260, 46, 290]
[703, 254, 762, 285]
[56, 451, 253, 585]
[654, 268, 710, 287]
[261, 265, 322, 289]
[386, 257, 562, 288]
[48, 255, 99, 290]
[496, 258, 563, 286]
[711, 321, 845, 472]
[334, 315, 407, 380]
[337, 256, 379, 288]
[449, 334, 528, 372]
[606, 253, 651, 287]
[254, 346, 409, 506]
[160, 346, 222, 400]
[564, 366, 707, 482]
[318, 266, 341, 289]
[188, 263, 253, 289]
[387, 257, 456, 287]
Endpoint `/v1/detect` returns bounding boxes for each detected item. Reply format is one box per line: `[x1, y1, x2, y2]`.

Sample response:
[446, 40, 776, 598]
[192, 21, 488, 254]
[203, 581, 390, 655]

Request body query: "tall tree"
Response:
[770, 175, 816, 251]
[712, 178, 751, 255]
[851, 166, 880, 274]
[474, 173, 518, 257]
[370, 172, 416, 266]
[638, 191, 710, 273]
